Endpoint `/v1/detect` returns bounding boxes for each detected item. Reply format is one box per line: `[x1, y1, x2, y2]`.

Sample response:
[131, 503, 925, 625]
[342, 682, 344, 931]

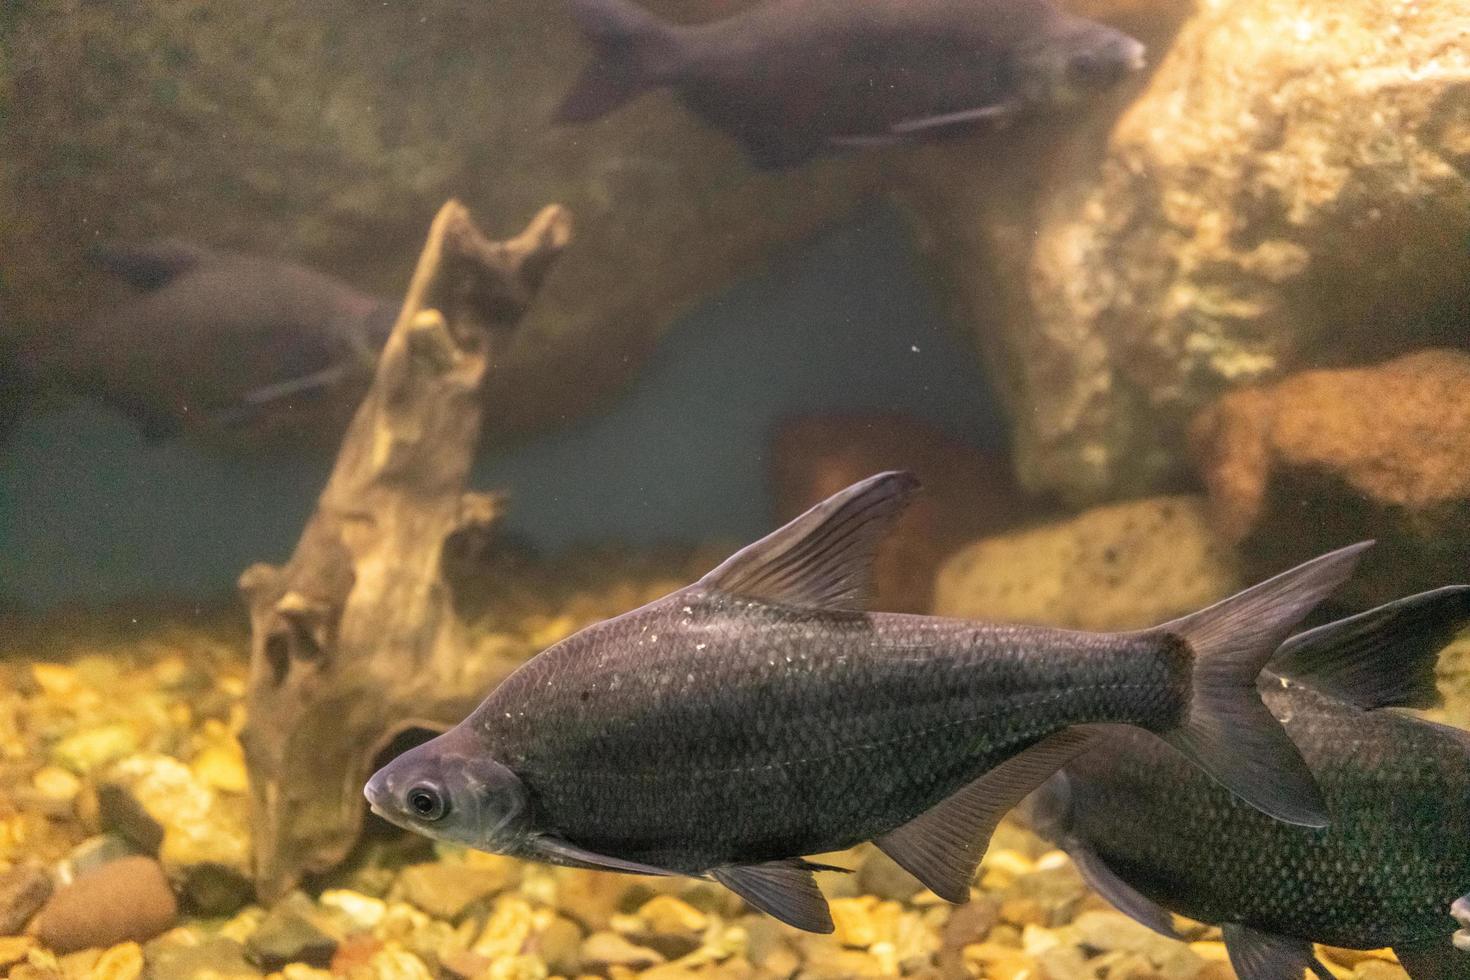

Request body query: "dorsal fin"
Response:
[697, 471, 921, 612]
[88, 239, 216, 291]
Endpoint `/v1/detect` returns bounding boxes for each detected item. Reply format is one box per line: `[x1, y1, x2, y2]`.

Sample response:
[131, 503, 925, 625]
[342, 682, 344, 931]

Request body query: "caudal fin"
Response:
[555, 0, 683, 123]
[1270, 585, 1470, 711]
[1157, 541, 1373, 828]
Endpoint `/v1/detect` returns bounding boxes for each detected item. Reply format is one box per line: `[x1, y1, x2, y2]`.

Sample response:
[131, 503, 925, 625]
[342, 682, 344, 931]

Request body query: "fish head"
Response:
[363, 724, 530, 852]
[1016, 18, 1147, 107]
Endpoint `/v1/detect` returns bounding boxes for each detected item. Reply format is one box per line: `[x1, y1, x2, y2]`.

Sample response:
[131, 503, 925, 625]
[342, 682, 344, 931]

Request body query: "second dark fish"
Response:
[367, 471, 1359, 933]
[555, 0, 1148, 168]
[34, 239, 397, 440]
[1028, 586, 1470, 980]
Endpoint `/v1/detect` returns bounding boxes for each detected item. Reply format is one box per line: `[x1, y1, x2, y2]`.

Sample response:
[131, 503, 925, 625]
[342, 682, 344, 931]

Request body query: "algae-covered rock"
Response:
[904, 0, 1470, 503]
[1191, 349, 1470, 605]
[2, 0, 877, 446]
[933, 496, 1241, 630]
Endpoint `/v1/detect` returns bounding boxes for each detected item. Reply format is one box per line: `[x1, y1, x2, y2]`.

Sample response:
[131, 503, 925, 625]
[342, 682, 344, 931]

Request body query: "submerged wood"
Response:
[238, 199, 571, 901]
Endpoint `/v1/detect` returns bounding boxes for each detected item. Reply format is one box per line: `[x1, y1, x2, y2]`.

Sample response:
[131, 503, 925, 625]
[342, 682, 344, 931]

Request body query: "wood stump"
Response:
[238, 200, 572, 901]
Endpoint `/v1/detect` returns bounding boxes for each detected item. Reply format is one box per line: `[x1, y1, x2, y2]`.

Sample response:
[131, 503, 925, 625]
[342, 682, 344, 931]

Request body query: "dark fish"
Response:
[1027, 586, 1470, 980]
[366, 472, 1364, 932]
[40, 239, 396, 439]
[554, 0, 1147, 168]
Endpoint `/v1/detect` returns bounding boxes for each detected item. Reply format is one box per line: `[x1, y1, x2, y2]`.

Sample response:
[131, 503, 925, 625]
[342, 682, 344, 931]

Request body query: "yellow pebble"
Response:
[192, 742, 248, 794]
[1189, 940, 1232, 962]
[636, 895, 707, 935]
[31, 663, 79, 698]
[32, 766, 81, 803]
[88, 942, 144, 980]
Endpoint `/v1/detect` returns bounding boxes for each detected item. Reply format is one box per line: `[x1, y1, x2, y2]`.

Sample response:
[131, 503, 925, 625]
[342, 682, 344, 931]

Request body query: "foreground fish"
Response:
[39, 239, 396, 439]
[555, 0, 1147, 168]
[1028, 586, 1470, 980]
[367, 471, 1358, 933]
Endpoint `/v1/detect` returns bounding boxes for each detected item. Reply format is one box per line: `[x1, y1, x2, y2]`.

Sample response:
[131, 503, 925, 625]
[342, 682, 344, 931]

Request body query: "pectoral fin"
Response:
[875, 729, 1097, 903]
[712, 860, 836, 934]
[1222, 923, 1333, 980]
[531, 836, 681, 877]
[890, 101, 1018, 135]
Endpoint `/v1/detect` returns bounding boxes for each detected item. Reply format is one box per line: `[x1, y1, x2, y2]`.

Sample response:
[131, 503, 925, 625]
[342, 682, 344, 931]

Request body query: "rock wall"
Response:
[903, 0, 1470, 503]
[0, 0, 880, 443]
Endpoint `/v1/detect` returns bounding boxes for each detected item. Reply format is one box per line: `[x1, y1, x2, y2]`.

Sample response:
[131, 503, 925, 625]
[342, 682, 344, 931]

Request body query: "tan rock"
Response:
[934, 496, 1240, 630]
[902, 0, 1470, 504]
[1192, 349, 1470, 605]
[32, 857, 177, 955]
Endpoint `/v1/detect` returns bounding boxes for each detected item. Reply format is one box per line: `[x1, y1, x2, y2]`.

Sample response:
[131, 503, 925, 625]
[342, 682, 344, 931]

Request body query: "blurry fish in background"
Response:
[19, 240, 397, 441]
[368, 472, 1363, 933]
[555, 0, 1148, 168]
[1027, 587, 1470, 980]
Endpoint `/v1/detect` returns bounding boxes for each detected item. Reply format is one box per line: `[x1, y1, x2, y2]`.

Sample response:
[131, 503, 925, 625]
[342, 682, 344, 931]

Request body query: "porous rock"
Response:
[32, 856, 178, 954]
[1191, 349, 1470, 606]
[933, 496, 1241, 630]
[902, 0, 1470, 504]
[770, 414, 1030, 613]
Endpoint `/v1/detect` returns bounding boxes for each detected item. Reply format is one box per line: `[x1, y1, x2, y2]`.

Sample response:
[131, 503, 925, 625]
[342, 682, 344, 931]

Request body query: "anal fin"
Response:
[712, 860, 835, 934]
[1222, 923, 1333, 980]
[1064, 840, 1179, 939]
[875, 729, 1096, 903]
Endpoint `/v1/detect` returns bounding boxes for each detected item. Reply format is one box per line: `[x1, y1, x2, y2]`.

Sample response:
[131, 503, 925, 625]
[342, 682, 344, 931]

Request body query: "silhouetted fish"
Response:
[555, 0, 1147, 167]
[39, 240, 396, 439]
[367, 471, 1361, 933]
[1028, 587, 1470, 980]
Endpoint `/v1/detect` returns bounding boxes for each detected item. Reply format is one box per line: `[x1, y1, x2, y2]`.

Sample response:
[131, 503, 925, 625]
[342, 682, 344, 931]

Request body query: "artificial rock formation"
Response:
[238, 200, 569, 901]
[933, 496, 1241, 631]
[1191, 348, 1470, 607]
[904, 0, 1470, 503]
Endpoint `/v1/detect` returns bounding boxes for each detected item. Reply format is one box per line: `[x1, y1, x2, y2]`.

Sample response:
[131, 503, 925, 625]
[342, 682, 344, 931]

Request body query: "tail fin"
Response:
[1270, 585, 1470, 711]
[555, 0, 683, 123]
[1157, 541, 1373, 828]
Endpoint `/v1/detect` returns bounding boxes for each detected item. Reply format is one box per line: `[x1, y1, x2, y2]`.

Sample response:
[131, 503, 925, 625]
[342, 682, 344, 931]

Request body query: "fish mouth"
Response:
[1453, 895, 1470, 951]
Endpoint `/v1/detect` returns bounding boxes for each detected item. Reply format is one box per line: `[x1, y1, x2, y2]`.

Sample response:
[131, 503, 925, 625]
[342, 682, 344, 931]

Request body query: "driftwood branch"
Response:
[239, 200, 571, 901]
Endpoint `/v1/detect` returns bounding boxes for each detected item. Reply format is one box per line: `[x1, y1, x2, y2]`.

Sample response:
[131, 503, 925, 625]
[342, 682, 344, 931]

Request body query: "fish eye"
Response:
[406, 784, 447, 821]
